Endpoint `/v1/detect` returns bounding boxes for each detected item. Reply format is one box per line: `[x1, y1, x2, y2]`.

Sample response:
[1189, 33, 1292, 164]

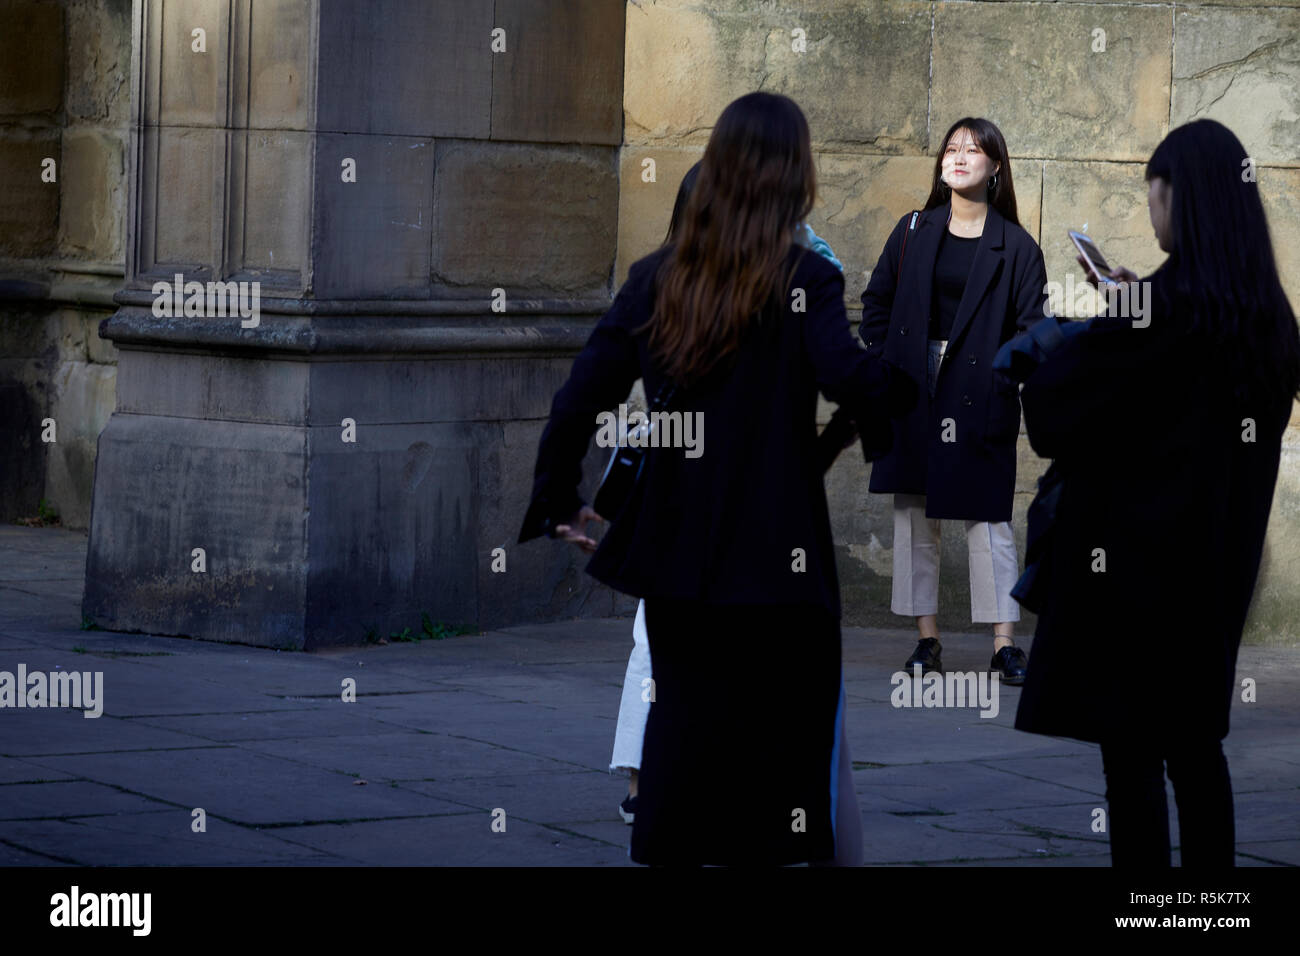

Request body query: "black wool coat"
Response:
[1013, 274, 1295, 743]
[860, 203, 1048, 521]
[519, 242, 914, 620]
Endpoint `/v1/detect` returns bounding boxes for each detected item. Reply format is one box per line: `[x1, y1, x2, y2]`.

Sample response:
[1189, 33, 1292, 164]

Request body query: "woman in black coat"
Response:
[1011, 119, 1300, 867]
[518, 92, 915, 865]
[860, 118, 1048, 683]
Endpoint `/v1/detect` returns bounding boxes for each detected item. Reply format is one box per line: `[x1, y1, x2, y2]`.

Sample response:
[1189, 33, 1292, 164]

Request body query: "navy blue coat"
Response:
[519, 242, 914, 620]
[860, 203, 1048, 521]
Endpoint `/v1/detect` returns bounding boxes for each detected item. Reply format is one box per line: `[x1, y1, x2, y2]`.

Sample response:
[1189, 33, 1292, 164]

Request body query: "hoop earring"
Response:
[940, 180, 951, 196]
[988, 173, 998, 192]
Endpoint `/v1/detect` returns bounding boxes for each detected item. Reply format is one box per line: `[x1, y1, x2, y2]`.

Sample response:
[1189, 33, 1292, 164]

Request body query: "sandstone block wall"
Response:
[0, 0, 129, 529]
[619, 0, 1300, 644]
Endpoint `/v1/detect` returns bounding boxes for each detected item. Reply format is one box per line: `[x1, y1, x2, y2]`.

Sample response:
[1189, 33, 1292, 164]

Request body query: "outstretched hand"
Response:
[554, 505, 605, 554]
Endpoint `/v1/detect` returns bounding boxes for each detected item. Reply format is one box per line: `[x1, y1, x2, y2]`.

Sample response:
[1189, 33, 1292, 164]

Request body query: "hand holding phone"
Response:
[1068, 230, 1121, 287]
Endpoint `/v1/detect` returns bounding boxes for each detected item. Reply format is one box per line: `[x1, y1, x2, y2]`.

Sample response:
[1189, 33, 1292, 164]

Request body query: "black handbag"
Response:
[592, 381, 678, 523]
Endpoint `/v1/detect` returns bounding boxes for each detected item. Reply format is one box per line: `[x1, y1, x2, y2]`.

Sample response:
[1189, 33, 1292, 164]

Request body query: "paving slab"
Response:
[1235, 840, 1300, 866]
[0, 780, 175, 820]
[856, 809, 1051, 865]
[134, 704, 417, 743]
[269, 814, 626, 866]
[0, 840, 73, 865]
[24, 746, 473, 826]
[851, 759, 1100, 814]
[238, 730, 577, 782]
[0, 813, 322, 866]
[0, 707, 212, 757]
[361, 696, 619, 768]
[400, 769, 632, 826]
[0, 757, 75, 783]
[971, 753, 1106, 796]
[1, 525, 1296, 866]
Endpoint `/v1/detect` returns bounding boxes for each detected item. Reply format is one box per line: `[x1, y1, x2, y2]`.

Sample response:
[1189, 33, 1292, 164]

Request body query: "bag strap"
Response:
[648, 380, 677, 414]
[898, 210, 919, 275]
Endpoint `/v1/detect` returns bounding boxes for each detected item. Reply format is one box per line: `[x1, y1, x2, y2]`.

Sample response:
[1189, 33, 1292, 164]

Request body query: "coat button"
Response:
[899, 327, 908, 336]
[968, 354, 977, 364]
[962, 395, 972, 406]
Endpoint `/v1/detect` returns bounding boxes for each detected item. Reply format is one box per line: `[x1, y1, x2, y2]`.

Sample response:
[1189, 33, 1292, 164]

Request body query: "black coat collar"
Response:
[910, 202, 1008, 348]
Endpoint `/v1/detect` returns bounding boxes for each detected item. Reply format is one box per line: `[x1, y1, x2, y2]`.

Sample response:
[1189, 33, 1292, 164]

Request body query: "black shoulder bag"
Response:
[592, 380, 678, 523]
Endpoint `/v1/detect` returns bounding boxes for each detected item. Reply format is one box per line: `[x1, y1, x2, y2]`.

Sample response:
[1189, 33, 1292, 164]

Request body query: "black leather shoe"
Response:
[990, 645, 1028, 686]
[905, 637, 942, 675]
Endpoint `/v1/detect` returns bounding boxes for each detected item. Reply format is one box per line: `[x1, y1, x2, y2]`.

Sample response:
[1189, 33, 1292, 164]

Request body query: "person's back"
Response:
[519, 91, 912, 866]
[1017, 275, 1290, 740]
[1011, 117, 1300, 868]
[587, 241, 875, 618]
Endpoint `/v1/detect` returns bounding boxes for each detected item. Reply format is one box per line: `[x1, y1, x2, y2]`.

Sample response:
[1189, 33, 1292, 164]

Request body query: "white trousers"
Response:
[891, 492, 1021, 623]
[610, 599, 651, 772]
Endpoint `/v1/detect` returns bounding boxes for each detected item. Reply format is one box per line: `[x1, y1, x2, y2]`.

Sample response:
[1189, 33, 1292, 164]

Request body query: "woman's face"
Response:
[941, 128, 999, 197]
[1147, 176, 1173, 253]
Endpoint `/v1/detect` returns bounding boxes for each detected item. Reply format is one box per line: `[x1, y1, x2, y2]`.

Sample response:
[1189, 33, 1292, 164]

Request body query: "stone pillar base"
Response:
[82, 308, 635, 649]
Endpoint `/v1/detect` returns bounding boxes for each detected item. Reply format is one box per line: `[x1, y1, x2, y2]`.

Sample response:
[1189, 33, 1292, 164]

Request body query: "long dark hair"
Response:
[923, 117, 1019, 227]
[646, 92, 815, 387]
[1145, 119, 1300, 403]
[664, 161, 702, 245]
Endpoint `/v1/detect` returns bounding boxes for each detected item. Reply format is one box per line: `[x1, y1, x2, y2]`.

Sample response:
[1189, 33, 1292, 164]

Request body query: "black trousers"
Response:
[1099, 738, 1235, 867]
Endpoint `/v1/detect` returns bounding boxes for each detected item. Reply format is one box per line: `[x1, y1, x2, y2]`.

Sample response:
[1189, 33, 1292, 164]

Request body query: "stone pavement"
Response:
[1, 524, 1297, 867]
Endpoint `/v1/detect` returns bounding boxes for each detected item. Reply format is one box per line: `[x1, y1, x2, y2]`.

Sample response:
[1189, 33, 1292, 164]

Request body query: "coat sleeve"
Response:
[1013, 241, 1050, 334]
[1019, 319, 1148, 461]
[518, 274, 643, 543]
[804, 261, 917, 436]
[859, 214, 909, 357]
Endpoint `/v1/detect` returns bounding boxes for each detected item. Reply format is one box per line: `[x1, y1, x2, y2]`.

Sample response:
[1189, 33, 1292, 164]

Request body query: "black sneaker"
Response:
[905, 637, 942, 675]
[619, 794, 637, 825]
[990, 645, 1028, 686]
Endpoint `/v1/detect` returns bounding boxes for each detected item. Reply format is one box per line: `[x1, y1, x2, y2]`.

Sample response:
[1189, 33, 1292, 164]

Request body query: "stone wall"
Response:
[80, 0, 633, 649]
[618, 0, 1300, 645]
[0, 0, 130, 530]
[2, 1, 1297, 646]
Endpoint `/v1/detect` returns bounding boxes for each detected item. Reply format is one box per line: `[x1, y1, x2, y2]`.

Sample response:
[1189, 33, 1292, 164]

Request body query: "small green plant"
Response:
[421, 612, 476, 640]
[79, 615, 101, 631]
[390, 626, 415, 642]
[363, 624, 381, 644]
[16, 498, 61, 528]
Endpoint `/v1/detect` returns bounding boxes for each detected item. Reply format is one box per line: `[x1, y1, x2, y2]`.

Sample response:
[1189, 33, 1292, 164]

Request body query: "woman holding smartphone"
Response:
[860, 117, 1047, 682]
[520, 92, 914, 865]
[1011, 119, 1300, 866]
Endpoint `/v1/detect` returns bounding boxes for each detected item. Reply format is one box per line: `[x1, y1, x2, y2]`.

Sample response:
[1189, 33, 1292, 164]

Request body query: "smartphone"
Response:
[1068, 230, 1119, 286]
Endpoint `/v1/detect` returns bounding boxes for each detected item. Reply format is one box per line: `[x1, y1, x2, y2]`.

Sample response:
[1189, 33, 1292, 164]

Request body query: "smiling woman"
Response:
[859, 116, 1048, 686]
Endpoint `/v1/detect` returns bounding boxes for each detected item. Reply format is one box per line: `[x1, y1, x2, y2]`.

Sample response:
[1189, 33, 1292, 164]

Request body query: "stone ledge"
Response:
[98, 307, 602, 356]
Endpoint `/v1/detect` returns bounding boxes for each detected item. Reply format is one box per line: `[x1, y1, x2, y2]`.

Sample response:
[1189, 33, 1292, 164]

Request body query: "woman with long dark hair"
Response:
[609, 160, 851, 828]
[860, 118, 1047, 683]
[1010, 118, 1300, 866]
[520, 91, 914, 865]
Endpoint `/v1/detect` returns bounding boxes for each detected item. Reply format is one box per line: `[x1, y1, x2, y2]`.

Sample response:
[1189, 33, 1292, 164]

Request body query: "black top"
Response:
[518, 242, 915, 619]
[859, 203, 1050, 521]
[928, 228, 979, 339]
